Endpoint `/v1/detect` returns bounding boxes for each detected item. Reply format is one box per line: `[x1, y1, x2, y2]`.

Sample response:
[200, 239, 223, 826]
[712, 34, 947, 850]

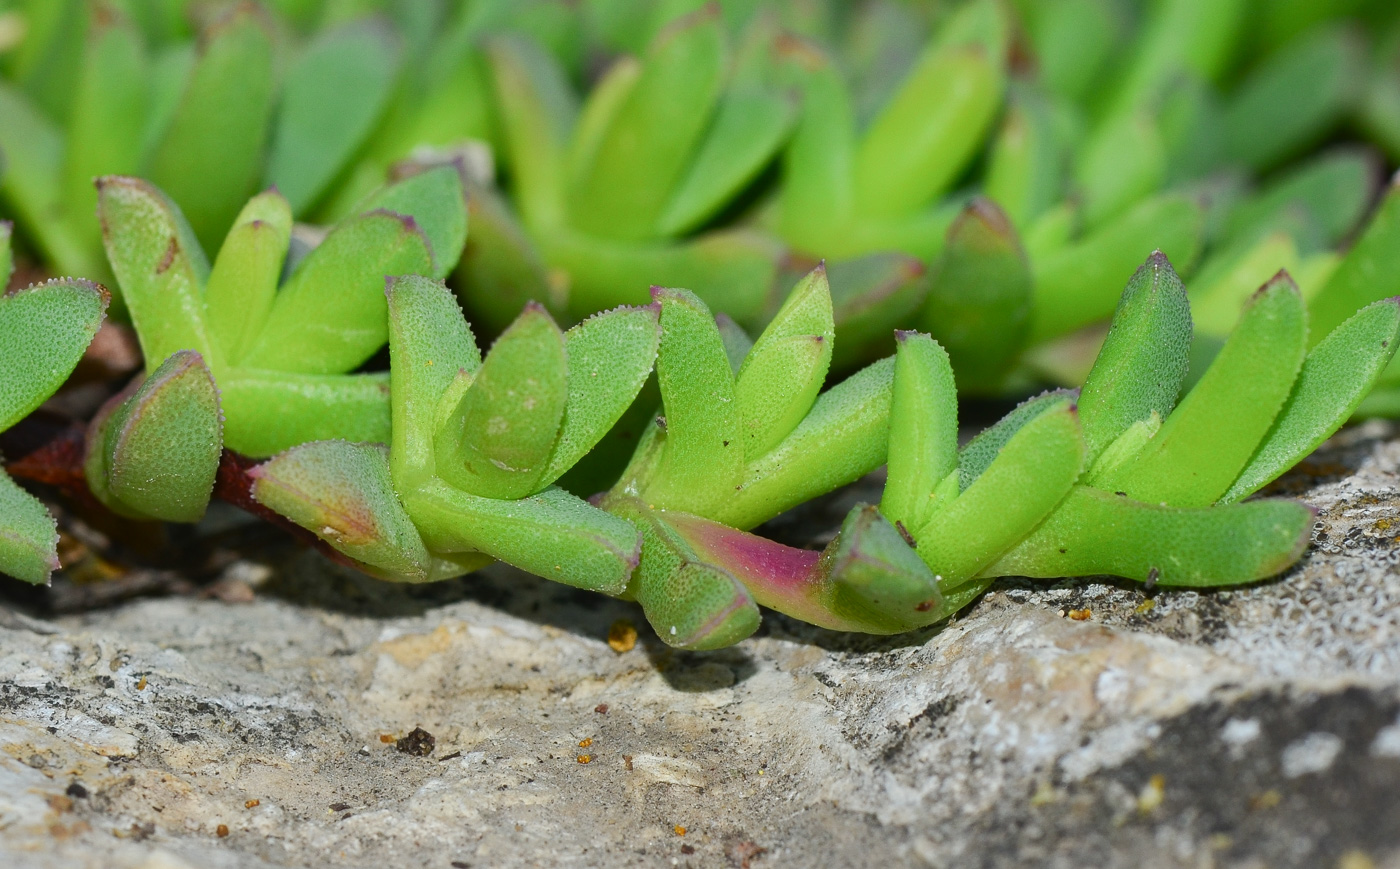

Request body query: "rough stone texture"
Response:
[3, 423, 1400, 869]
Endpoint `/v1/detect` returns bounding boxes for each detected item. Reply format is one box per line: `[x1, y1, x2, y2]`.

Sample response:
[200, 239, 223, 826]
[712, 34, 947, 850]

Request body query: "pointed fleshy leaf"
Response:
[734, 265, 835, 458]
[641, 287, 743, 514]
[241, 210, 434, 374]
[958, 388, 1077, 491]
[407, 480, 639, 595]
[915, 400, 1083, 590]
[0, 278, 108, 432]
[485, 35, 575, 230]
[267, 19, 401, 215]
[97, 176, 213, 366]
[435, 304, 567, 499]
[540, 304, 661, 487]
[94, 351, 222, 522]
[1221, 25, 1359, 173]
[1225, 298, 1400, 502]
[354, 164, 469, 278]
[1073, 110, 1165, 228]
[607, 497, 759, 650]
[252, 440, 430, 582]
[145, 4, 276, 250]
[61, 8, 149, 253]
[853, 0, 1007, 218]
[386, 275, 482, 488]
[1076, 252, 1192, 462]
[727, 356, 895, 530]
[716, 314, 754, 374]
[918, 198, 1031, 393]
[0, 472, 59, 585]
[658, 85, 798, 236]
[774, 40, 857, 254]
[983, 86, 1067, 227]
[1107, 274, 1306, 507]
[568, 6, 725, 241]
[566, 55, 642, 185]
[1031, 193, 1205, 343]
[1102, 0, 1249, 119]
[204, 190, 292, 364]
[881, 332, 958, 534]
[987, 487, 1313, 587]
[1308, 178, 1400, 343]
[219, 371, 391, 459]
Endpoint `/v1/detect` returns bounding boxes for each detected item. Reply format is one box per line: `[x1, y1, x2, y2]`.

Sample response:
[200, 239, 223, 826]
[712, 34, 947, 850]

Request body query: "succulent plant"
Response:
[95, 161, 467, 460]
[0, 2, 405, 280]
[0, 222, 108, 583]
[249, 275, 660, 588]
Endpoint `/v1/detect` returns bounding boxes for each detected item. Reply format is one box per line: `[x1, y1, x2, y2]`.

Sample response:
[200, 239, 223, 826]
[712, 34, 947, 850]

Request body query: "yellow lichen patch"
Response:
[1067, 608, 1091, 621]
[375, 621, 467, 668]
[607, 620, 638, 653]
[578, 737, 593, 748]
[674, 825, 687, 836]
[577, 754, 592, 764]
[1136, 774, 1165, 814]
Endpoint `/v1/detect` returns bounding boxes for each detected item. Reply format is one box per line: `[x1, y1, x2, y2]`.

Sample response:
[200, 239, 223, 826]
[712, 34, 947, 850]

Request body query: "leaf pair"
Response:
[461, 8, 799, 327]
[0, 4, 404, 279]
[883, 252, 1400, 619]
[0, 236, 108, 582]
[601, 265, 941, 648]
[252, 277, 659, 593]
[98, 162, 467, 461]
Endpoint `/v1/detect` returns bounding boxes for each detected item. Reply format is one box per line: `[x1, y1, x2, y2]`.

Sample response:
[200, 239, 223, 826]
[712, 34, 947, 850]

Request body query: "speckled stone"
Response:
[2, 423, 1399, 869]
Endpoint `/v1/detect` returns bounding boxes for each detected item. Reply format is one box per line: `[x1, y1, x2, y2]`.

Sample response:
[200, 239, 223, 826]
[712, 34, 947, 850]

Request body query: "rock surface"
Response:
[3, 423, 1400, 869]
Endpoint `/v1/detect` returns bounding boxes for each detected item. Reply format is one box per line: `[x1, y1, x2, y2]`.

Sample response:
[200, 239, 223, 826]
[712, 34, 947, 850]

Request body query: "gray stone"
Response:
[2, 422, 1400, 869]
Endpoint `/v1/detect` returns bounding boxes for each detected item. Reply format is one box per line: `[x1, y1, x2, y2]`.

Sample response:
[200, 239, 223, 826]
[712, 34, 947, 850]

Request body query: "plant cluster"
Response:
[2, 0, 1400, 650]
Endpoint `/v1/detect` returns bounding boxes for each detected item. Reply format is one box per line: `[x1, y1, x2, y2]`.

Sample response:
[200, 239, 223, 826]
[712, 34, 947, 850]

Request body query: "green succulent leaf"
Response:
[97, 176, 213, 367]
[915, 399, 1084, 590]
[729, 356, 895, 530]
[406, 480, 639, 595]
[485, 35, 576, 230]
[541, 304, 661, 487]
[958, 388, 1077, 491]
[145, 4, 276, 251]
[0, 471, 60, 585]
[386, 275, 483, 488]
[86, 350, 222, 523]
[204, 190, 292, 365]
[454, 181, 559, 334]
[353, 164, 469, 279]
[1224, 297, 1400, 502]
[252, 440, 431, 582]
[242, 210, 434, 374]
[1073, 110, 1166, 229]
[642, 287, 743, 514]
[919, 198, 1031, 392]
[219, 371, 391, 459]
[0, 277, 108, 433]
[984, 86, 1067, 227]
[568, 5, 725, 241]
[267, 19, 402, 215]
[1105, 273, 1306, 507]
[1031, 193, 1205, 344]
[1308, 178, 1400, 342]
[657, 84, 798, 236]
[986, 487, 1313, 587]
[824, 252, 928, 371]
[775, 40, 856, 254]
[853, 0, 1007, 219]
[1076, 252, 1192, 462]
[734, 264, 835, 458]
[62, 8, 149, 251]
[881, 332, 958, 534]
[435, 303, 568, 500]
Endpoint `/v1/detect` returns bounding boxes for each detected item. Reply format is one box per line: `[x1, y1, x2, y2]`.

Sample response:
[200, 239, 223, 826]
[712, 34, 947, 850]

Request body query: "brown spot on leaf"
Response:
[156, 237, 178, 274]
